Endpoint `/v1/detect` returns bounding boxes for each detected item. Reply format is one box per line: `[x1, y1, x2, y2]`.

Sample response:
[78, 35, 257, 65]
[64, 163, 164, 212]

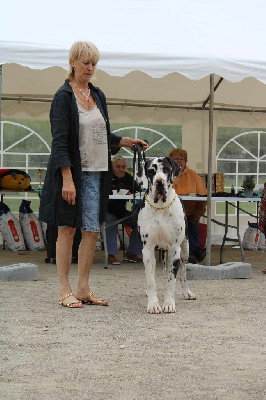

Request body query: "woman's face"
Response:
[172, 154, 186, 172]
[71, 54, 97, 83]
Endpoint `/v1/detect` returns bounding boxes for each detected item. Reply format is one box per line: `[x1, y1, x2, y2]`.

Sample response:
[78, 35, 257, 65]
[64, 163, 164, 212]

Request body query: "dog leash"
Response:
[105, 142, 148, 228]
[132, 141, 148, 207]
[132, 141, 148, 199]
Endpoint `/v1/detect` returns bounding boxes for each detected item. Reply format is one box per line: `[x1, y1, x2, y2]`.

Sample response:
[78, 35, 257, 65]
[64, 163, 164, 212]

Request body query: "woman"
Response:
[169, 148, 207, 264]
[39, 41, 148, 307]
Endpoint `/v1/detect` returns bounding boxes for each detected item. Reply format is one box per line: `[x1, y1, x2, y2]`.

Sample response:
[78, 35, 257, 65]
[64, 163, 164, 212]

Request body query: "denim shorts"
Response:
[81, 171, 101, 232]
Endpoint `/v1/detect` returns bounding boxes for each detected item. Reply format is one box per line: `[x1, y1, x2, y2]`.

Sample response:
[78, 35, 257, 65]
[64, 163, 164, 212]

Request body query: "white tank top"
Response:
[76, 99, 108, 171]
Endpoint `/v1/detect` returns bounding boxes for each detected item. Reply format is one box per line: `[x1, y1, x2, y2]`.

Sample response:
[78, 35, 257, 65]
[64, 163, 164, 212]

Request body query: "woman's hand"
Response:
[61, 166, 76, 205]
[118, 137, 149, 150]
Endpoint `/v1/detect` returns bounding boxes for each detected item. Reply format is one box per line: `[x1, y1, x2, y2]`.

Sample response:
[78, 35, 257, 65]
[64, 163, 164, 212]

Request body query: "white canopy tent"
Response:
[1, 0, 266, 81]
[1, 0, 266, 108]
[1, 0, 266, 263]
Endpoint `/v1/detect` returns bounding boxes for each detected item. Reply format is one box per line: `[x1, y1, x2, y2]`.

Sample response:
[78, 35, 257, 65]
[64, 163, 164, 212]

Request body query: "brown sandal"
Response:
[81, 291, 108, 306]
[59, 293, 83, 308]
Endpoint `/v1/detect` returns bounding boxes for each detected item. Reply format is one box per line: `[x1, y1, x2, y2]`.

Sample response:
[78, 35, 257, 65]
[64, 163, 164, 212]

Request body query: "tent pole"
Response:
[206, 74, 214, 266]
[202, 77, 223, 109]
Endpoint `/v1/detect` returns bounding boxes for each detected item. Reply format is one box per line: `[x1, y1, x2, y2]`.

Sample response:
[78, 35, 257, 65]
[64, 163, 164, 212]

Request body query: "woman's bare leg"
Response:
[57, 227, 82, 307]
[75, 231, 107, 304]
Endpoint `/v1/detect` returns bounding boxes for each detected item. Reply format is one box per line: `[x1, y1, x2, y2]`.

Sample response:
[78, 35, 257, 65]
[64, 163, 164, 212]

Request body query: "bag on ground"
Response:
[40, 221, 47, 244]
[19, 200, 45, 250]
[242, 222, 261, 250]
[0, 202, 26, 251]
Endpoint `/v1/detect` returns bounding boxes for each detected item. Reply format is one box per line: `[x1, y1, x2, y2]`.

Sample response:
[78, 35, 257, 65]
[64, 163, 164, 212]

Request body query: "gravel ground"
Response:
[0, 246, 266, 400]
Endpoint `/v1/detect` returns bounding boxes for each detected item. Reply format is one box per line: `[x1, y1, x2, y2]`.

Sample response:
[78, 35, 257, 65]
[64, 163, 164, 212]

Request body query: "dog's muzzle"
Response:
[154, 179, 167, 203]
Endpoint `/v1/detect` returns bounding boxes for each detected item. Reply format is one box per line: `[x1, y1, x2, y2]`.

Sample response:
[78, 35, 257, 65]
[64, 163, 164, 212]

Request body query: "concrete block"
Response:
[186, 262, 251, 280]
[0, 263, 38, 282]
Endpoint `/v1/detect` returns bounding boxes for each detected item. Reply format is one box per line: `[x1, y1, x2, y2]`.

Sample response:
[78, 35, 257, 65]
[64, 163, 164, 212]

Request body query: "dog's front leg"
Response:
[143, 247, 162, 314]
[163, 249, 178, 313]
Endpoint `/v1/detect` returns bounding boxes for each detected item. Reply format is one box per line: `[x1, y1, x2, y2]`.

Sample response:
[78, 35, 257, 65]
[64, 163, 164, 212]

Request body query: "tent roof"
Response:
[1, 0, 266, 83]
[3, 65, 266, 111]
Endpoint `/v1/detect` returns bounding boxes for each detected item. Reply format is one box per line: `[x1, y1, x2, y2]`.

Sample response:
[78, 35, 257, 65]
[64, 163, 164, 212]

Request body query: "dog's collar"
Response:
[145, 193, 177, 210]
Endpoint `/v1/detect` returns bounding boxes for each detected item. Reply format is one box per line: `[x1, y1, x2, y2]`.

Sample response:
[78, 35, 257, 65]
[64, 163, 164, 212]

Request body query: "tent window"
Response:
[216, 128, 266, 215]
[0, 120, 51, 212]
[110, 123, 182, 169]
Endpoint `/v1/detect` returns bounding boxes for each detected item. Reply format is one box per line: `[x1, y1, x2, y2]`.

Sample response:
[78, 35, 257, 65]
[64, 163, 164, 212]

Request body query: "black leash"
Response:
[105, 142, 148, 228]
[132, 142, 148, 203]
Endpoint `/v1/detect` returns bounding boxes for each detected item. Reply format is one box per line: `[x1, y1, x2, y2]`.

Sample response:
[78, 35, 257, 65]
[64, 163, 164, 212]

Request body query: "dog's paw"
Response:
[162, 302, 176, 313]
[147, 302, 162, 314]
[183, 290, 196, 300]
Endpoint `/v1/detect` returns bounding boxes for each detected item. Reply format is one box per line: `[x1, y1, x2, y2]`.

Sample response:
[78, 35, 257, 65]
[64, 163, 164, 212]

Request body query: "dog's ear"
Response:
[138, 159, 153, 191]
[144, 159, 153, 177]
[136, 159, 151, 190]
[165, 157, 181, 178]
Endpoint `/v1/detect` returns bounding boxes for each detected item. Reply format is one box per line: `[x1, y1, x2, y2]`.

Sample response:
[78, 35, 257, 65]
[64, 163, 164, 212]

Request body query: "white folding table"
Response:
[102, 194, 261, 268]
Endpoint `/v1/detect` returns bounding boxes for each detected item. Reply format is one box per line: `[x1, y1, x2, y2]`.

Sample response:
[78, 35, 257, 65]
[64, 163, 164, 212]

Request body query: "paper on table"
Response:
[112, 189, 129, 195]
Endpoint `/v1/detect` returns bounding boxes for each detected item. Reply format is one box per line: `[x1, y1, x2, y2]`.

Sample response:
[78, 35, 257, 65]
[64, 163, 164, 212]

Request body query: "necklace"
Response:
[75, 96, 96, 111]
[73, 81, 90, 102]
[145, 193, 177, 210]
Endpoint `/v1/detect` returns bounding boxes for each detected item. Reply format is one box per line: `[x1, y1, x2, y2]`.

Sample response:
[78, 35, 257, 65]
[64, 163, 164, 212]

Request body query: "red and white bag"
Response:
[19, 200, 45, 251]
[242, 222, 261, 250]
[0, 203, 25, 251]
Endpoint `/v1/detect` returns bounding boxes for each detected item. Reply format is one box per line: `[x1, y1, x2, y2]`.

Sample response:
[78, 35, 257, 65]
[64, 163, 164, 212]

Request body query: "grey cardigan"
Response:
[39, 80, 121, 227]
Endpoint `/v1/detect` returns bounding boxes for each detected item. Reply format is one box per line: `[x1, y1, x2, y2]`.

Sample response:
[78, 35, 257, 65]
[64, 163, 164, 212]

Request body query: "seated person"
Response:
[169, 148, 207, 264]
[106, 155, 143, 265]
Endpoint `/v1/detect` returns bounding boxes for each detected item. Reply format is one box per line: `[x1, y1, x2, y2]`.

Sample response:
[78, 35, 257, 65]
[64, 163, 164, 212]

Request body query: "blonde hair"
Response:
[169, 148, 188, 162]
[67, 41, 100, 81]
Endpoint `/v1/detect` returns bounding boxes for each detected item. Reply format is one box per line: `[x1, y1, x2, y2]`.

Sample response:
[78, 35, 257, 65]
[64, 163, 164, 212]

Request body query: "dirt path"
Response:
[0, 246, 265, 400]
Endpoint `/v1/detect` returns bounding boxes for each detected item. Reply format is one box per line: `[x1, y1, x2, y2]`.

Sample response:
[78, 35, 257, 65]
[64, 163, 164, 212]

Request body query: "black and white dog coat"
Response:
[137, 157, 196, 313]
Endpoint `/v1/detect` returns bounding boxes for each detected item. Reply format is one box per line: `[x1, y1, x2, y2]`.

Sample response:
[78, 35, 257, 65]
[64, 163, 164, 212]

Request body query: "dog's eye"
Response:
[163, 167, 169, 174]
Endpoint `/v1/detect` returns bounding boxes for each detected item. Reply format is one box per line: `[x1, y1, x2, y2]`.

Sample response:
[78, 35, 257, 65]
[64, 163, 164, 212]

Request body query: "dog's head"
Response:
[144, 157, 181, 203]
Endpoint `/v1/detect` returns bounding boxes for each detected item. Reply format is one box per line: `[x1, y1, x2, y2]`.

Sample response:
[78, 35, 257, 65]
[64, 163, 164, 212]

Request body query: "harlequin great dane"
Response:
[137, 157, 196, 314]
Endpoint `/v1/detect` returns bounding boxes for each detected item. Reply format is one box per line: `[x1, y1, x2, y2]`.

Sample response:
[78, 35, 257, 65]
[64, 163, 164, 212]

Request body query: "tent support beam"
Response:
[202, 77, 223, 109]
[2, 95, 266, 114]
[206, 74, 214, 266]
